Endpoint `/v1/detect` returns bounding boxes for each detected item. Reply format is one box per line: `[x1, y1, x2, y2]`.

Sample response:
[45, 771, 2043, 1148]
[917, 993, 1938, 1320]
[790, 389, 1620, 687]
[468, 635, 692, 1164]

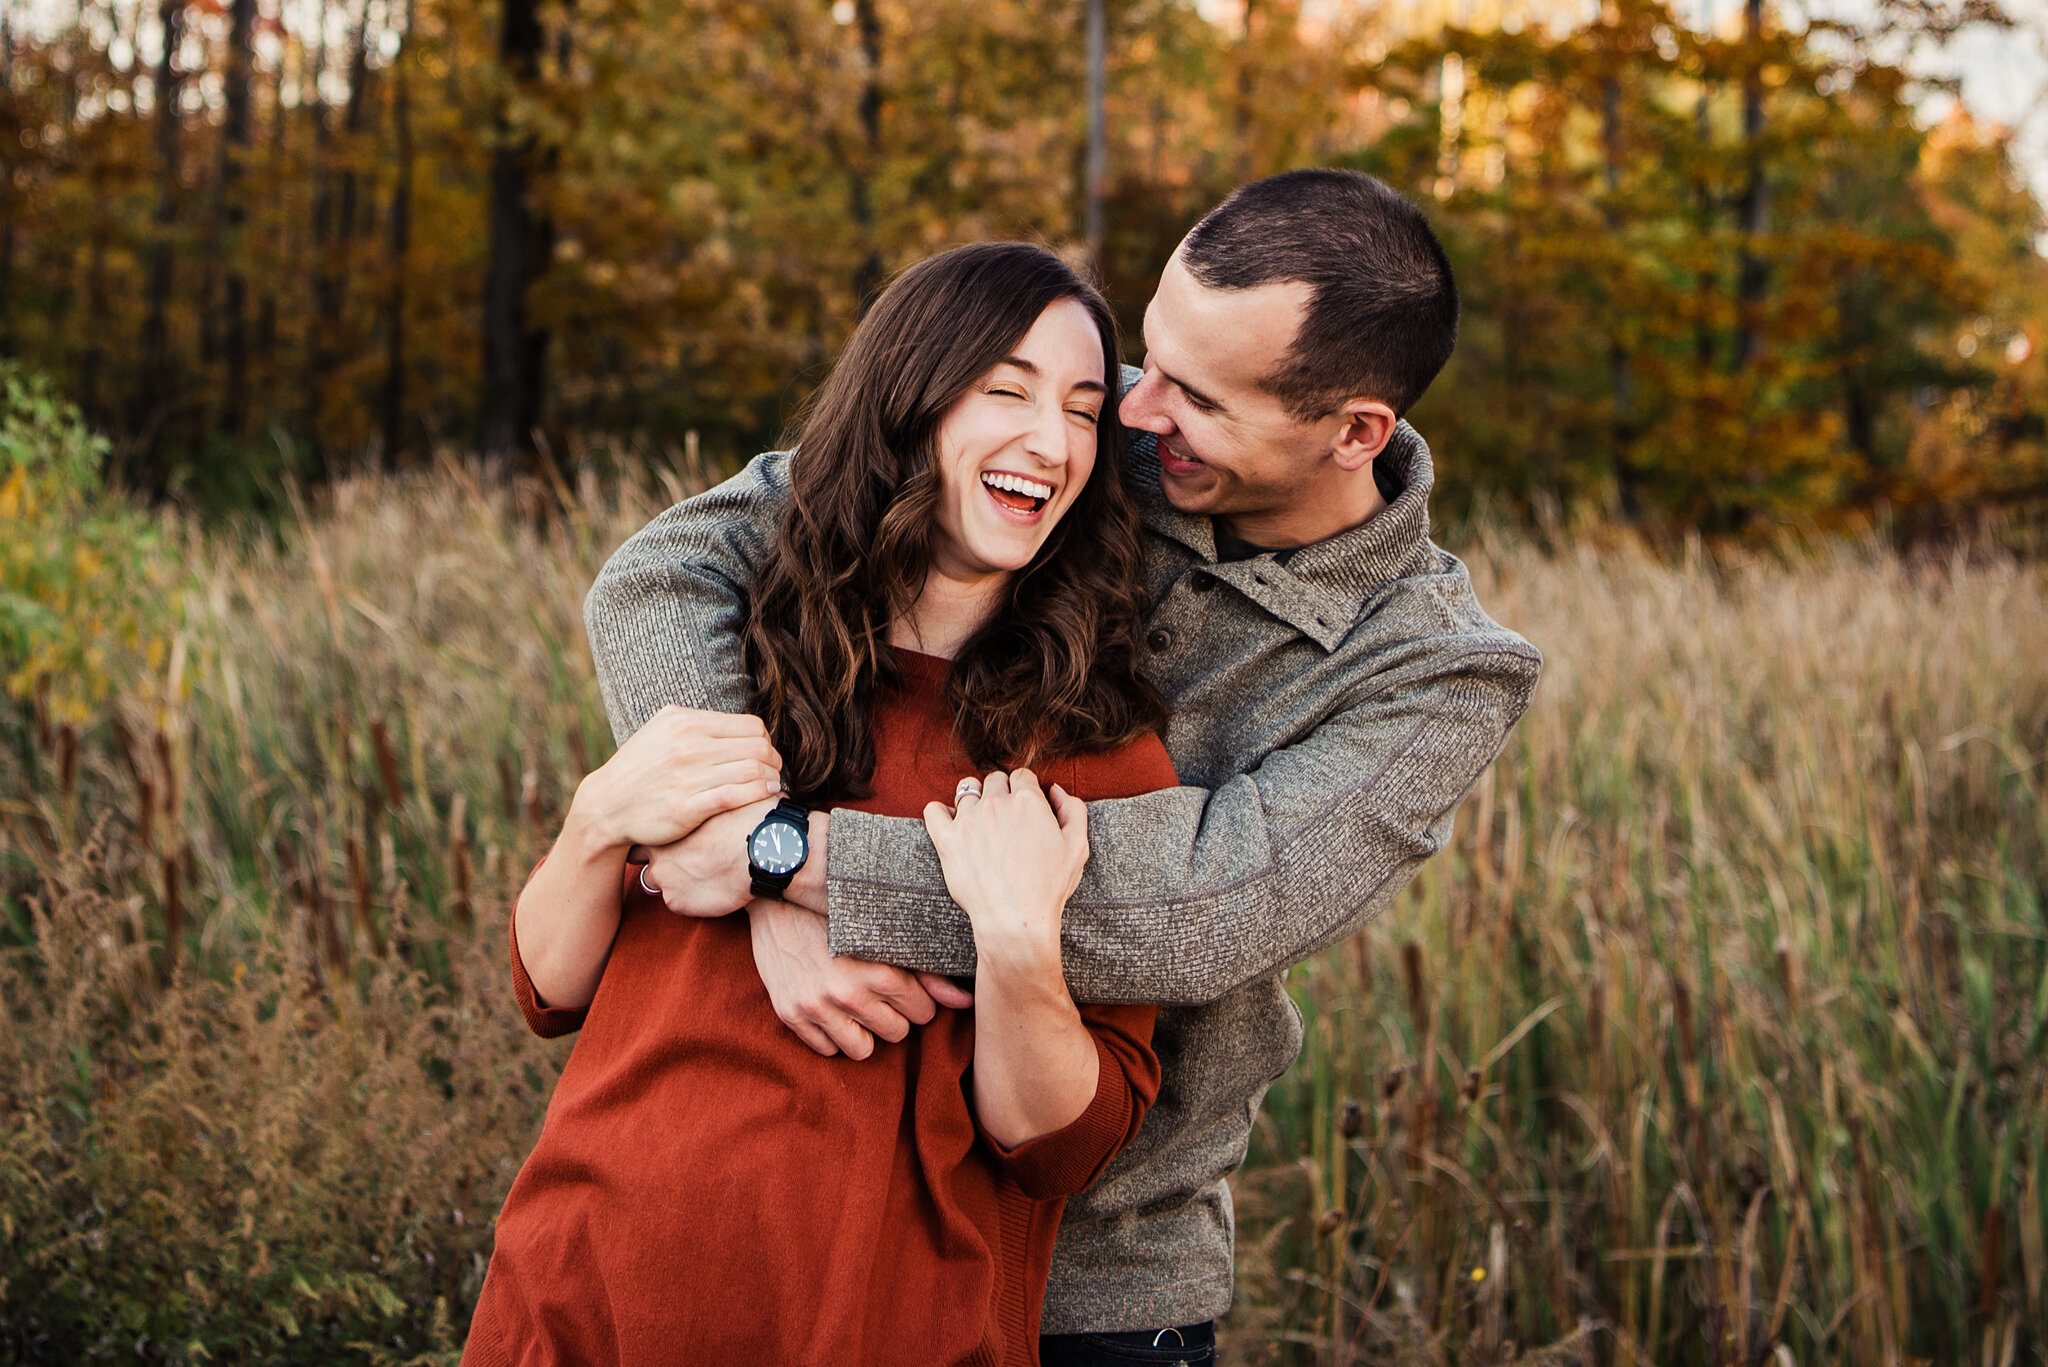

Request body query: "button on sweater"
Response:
[463, 649, 1180, 1367]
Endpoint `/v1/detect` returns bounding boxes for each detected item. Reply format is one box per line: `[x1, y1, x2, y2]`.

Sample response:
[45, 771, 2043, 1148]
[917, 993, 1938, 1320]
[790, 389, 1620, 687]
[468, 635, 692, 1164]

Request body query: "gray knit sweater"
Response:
[580, 408, 1541, 1333]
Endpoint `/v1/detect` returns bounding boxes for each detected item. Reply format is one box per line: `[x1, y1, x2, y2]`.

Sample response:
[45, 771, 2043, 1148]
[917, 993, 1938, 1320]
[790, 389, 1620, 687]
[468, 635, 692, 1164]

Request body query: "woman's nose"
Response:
[1023, 397, 1073, 465]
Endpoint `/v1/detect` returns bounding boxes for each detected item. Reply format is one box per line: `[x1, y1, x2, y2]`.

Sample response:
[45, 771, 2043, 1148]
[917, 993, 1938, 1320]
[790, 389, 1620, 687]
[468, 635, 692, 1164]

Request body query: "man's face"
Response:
[1118, 248, 1334, 533]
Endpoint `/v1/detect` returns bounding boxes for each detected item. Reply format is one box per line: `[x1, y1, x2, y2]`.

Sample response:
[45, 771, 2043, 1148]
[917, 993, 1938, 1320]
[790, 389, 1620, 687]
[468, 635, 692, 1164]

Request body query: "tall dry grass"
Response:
[1, 463, 2041, 1364]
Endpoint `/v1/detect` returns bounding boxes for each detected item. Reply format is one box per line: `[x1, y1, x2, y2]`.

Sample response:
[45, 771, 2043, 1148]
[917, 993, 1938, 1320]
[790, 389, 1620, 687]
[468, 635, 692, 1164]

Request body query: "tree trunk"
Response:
[1083, 0, 1106, 270]
[304, 1, 335, 460]
[0, 3, 16, 356]
[1734, 0, 1769, 369]
[215, 0, 257, 440]
[847, 0, 883, 310]
[479, 0, 558, 461]
[1602, 69, 1639, 518]
[137, 0, 187, 493]
[380, 0, 414, 468]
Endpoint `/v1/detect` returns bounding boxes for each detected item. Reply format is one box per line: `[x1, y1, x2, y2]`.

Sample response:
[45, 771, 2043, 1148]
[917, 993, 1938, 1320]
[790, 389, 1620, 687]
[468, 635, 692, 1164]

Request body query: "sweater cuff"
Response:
[975, 1032, 1134, 1201]
[823, 808, 977, 975]
[508, 906, 589, 1039]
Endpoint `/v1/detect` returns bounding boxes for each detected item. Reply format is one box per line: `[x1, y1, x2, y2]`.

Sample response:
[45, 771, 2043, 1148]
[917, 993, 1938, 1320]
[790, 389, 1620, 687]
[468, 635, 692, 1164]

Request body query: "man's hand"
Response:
[746, 898, 973, 1059]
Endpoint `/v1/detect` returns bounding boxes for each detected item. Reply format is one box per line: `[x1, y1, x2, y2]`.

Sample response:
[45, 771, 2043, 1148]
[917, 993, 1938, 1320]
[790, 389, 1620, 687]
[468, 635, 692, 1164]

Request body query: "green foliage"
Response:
[0, 363, 175, 721]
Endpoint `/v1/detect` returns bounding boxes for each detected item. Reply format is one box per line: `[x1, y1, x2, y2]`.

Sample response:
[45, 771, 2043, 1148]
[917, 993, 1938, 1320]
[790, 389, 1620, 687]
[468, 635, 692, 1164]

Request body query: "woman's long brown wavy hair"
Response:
[744, 242, 1167, 804]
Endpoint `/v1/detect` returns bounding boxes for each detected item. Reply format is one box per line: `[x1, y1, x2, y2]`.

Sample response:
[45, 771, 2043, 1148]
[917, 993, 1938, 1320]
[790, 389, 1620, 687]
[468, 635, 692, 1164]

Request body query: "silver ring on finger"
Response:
[638, 865, 661, 897]
[954, 776, 983, 805]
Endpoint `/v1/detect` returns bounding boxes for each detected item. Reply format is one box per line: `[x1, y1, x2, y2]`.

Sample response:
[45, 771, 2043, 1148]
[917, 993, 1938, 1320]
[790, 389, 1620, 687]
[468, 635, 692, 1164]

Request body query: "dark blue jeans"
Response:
[1039, 1321, 1217, 1366]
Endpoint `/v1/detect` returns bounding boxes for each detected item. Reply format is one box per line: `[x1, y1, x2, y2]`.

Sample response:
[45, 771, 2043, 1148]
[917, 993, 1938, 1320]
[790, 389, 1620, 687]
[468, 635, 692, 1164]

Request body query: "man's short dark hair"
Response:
[1178, 168, 1458, 419]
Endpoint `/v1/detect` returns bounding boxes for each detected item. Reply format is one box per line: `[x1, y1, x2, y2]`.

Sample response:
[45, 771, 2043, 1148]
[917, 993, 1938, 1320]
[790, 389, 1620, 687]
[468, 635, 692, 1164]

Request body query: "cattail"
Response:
[1774, 937, 1801, 1016]
[1339, 1100, 1365, 1139]
[309, 856, 345, 970]
[1462, 1067, 1483, 1105]
[32, 673, 51, 753]
[1348, 930, 1373, 1000]
[568, 715, 590, 778]
[370, 716, 404, 811]
[1980, 1204, 2005, 1323]
[153, 728, 178, 826]
[497, 751, 518, 819]
[57, 723, 77, 798]
[451, 833, 475, 927]
[161, 852, 183, 982]
[346, 832, 384, 957]
[136, 776, 156, 852]
[448, 792, 474, 927]
[1383, 1066, 1404, 1100]
[1401, 941, 1428, 1036]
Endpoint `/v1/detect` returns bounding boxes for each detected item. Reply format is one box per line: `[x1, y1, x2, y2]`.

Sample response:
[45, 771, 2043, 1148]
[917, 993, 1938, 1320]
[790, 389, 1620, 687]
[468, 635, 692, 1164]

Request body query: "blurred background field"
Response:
[5, 0, 2048, 1360]
[2, 372, 2044, 1364]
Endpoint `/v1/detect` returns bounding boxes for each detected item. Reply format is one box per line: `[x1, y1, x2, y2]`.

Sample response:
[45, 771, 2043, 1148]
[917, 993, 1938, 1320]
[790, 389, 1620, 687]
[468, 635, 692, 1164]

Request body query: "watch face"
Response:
[749, 818, 806, 876]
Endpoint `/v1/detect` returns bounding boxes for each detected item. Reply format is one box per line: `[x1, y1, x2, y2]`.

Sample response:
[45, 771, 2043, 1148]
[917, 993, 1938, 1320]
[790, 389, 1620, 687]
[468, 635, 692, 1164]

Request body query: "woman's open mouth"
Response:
[980, 471, 1054, 517]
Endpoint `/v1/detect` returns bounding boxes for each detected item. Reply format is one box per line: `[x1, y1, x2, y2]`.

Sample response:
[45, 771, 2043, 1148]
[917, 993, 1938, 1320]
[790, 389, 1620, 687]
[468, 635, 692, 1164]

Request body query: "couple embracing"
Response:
[462, 169, 1542, 1365]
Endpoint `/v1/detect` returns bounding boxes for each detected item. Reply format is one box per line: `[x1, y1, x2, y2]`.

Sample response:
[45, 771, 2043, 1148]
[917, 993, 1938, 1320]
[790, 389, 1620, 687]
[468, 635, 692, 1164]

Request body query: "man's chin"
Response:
[1158, 465, 1220, 513]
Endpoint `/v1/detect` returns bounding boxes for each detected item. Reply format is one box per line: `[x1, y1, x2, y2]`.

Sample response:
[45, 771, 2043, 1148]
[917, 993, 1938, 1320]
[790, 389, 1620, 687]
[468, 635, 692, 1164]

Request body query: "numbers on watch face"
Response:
[750, 819, 804, 876]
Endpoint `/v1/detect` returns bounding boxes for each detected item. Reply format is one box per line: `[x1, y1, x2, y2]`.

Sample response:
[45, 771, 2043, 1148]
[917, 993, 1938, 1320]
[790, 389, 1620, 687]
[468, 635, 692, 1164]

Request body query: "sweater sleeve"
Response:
[507, 859, 650, 1039]
[509, 903, 590, 1039]
[974, 1002, 1160, 1201]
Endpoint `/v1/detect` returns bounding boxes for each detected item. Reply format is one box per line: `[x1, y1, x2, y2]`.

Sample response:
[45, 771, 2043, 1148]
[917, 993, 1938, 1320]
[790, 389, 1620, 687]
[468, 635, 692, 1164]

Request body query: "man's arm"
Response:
[825, 639, 1537, 1003]
[584, 450, 790, 737]
[585, 451, 1540, 1008]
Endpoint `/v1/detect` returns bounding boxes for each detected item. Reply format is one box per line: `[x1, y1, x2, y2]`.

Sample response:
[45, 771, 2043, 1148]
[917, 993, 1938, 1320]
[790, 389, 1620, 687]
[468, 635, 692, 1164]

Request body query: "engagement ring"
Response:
[954, 777, 983, 804]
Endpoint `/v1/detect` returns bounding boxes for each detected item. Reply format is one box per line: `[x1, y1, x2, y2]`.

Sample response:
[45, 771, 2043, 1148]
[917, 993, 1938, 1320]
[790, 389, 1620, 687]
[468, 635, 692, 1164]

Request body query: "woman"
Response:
[463, 242, 1176, 1366]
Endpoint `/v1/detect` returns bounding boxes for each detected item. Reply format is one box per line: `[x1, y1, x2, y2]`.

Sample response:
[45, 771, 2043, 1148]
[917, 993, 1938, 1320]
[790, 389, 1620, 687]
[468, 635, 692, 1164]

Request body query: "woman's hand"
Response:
[569, 705, 783, 855]
[513, 707, 780, 1012]
[922, 769, 1088, 969]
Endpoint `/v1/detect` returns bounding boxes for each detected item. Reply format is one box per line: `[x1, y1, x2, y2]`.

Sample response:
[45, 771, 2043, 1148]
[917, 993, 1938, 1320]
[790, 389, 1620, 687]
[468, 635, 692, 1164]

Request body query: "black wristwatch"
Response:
[746, 797, 812, 899]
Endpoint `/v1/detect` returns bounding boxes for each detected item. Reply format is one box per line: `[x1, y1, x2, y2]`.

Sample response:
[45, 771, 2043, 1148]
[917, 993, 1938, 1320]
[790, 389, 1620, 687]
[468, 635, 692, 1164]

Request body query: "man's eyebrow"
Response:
[999, 355, 1107, 394]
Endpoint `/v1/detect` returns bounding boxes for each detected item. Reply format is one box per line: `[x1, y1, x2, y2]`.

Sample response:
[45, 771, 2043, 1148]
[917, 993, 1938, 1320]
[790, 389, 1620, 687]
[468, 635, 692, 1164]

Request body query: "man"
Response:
[581, 168, 1541, 1360]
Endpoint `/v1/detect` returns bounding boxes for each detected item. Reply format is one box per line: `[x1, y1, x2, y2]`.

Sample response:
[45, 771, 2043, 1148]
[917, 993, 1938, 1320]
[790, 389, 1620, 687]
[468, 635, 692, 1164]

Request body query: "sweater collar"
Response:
[1122, 420, 1438, 652]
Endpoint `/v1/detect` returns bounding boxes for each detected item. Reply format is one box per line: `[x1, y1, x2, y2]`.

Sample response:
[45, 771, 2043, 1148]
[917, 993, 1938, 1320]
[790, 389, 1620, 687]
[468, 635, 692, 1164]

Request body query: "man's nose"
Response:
[1119, 366, 1173, 434]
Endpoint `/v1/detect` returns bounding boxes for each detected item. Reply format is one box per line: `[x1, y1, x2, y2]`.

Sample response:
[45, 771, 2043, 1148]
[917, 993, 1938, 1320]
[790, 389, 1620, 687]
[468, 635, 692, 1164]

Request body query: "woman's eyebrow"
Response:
[999, 356, 1107, 394]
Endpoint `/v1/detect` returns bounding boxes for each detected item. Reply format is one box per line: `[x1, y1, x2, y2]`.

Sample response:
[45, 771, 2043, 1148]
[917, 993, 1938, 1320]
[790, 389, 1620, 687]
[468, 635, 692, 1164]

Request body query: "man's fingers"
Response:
[981, 770, 1011, 801]
[1009, 767, 1041, 799]
[784, 1018, 843, 1058]
[819, 1013, 876, 1060]
[842, 997, 914, 1044]
[869, 970, 939, 1027]
[916, 971, 974, 1009]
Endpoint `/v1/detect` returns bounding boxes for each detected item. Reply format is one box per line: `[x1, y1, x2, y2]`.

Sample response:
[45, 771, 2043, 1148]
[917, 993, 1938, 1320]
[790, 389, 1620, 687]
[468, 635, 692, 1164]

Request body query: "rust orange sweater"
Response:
[463, 650, 1177, 1367]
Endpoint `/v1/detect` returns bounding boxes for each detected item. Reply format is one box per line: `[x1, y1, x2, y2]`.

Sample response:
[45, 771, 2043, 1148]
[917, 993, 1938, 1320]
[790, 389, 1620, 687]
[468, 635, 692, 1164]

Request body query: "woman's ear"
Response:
[1330, 400, 1398, 472]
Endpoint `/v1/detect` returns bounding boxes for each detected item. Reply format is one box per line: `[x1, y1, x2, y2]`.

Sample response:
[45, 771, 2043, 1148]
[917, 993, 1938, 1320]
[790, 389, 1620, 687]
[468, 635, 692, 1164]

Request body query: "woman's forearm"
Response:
[513, 804, 631, 1012]
[971, 941, 1101, 1149]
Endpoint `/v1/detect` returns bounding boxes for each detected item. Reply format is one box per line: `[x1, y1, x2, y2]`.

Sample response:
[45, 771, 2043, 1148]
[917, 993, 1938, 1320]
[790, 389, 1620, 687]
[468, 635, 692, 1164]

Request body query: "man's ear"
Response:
[1329, 399, 1398, 472]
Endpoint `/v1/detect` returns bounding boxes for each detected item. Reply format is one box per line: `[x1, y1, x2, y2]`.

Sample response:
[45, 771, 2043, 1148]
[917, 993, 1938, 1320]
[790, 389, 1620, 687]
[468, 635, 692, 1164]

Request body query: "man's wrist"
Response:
[782, 809, 830, 914]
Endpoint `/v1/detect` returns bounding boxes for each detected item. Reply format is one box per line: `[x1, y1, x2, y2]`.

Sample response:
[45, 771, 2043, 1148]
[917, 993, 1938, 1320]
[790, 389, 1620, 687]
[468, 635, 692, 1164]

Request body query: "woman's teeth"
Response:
[981, 471, 1053, 512]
